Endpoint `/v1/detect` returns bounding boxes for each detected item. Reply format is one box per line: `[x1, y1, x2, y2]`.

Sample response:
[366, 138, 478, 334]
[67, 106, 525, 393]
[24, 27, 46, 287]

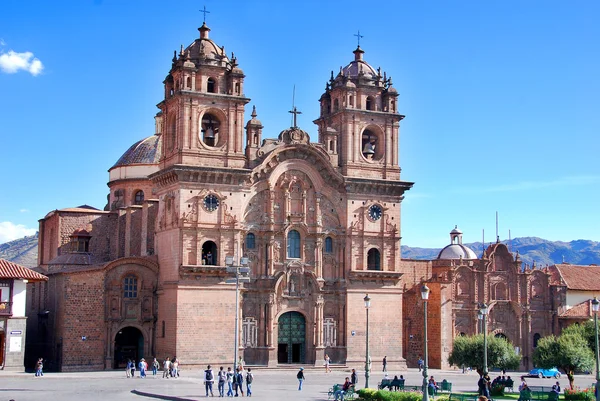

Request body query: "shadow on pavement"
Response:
[131, 389, 198, 400]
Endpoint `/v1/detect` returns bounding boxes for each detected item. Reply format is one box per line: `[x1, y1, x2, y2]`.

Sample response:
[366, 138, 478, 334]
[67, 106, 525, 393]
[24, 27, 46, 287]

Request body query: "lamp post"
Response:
[364, 294, 371, 389]
[479, 303, 489, 376]
[421, 284, 430, 401]
[225, 256, 250, 372]
[591, 297, 600, 401]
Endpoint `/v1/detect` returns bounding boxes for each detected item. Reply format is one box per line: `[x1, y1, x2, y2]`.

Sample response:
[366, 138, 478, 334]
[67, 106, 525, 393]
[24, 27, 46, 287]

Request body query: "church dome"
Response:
[111, 134, 161, 169]
[342, 46, 377, 79]
[437, 226, 477, 260]
[181, 23, 231, 68]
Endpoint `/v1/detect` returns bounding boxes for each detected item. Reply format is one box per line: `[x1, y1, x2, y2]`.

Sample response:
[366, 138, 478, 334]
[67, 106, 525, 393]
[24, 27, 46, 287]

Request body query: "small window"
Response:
[287, 230, 301, 259]
[324, 237, 333, 253]
[366, 96, 374, 111]
[367, 248, 381, 270]
[201, 113, 220, 147]
[533, 333, 541, 347]
[134, 190, 144, 205]
[123, 275, 138, 298]
[207, 78, 216, 93]
[246, 233, 256, 249]
[334, 99, 339, 111]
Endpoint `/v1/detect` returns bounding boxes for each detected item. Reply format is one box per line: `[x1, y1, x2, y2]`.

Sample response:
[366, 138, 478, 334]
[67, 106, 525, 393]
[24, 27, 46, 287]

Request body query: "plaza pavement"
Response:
[0, 367, 595, 401]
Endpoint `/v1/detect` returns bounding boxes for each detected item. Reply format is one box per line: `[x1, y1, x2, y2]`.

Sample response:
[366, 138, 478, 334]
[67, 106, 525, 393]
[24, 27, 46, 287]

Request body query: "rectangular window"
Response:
[123, 276, 138, 298]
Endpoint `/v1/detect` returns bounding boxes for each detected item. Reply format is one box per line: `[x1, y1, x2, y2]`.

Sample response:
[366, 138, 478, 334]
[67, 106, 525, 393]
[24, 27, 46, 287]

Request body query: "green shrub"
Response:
[564, 388, 595, 401]
[357, 389, 423, 401]
[491, 384, 505, 396]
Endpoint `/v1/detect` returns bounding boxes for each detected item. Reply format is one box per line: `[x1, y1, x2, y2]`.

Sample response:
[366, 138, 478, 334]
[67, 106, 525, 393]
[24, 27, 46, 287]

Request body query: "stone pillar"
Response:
[314, 295, 325, 366]
[124, 207, 131, 257]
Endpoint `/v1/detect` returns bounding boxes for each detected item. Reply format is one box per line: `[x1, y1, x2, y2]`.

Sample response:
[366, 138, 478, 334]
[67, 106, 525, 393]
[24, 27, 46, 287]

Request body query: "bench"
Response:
[378, 378, 406, 391]
[327, 384, 356, 400]
[440, 381, 453, 393]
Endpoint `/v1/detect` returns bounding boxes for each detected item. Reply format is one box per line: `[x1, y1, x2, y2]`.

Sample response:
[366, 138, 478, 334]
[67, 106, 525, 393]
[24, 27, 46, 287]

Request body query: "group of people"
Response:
[206, 365, 253, 397]
[491, 375, 514, 389]
[125, 356, 177, 378]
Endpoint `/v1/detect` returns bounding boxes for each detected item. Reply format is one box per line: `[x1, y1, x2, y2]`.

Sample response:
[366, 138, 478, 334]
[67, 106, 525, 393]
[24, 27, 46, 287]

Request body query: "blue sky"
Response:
[1, 0, 598, 247]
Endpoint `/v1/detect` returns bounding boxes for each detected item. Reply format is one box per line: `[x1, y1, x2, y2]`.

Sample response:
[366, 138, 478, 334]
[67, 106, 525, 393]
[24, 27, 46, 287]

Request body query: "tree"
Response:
[533, 332, 594, 389]
[448, 334, 521, 372]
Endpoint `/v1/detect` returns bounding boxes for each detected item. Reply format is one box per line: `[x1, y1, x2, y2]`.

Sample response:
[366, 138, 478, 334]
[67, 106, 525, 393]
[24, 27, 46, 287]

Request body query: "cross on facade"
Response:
[289, 107, 302, 128]
[354, 30, 363, 47]
[200, 5, 210, 23]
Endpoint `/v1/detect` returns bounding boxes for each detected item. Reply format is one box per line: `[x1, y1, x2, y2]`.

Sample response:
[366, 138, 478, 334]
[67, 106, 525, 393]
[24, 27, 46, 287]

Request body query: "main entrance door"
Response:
[277, 311, 305, 364]
[114, 327, 143, 369]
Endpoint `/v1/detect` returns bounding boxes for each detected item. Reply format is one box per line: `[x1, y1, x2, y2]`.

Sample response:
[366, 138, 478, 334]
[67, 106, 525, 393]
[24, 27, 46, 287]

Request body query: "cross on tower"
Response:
[200, 5, 210, 23]
[354, 30, 363, 47]
[289, 107, 302, 128]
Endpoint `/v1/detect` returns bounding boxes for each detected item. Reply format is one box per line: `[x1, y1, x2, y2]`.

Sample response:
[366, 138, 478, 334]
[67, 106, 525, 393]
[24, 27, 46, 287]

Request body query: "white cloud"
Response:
[0, 222, 37, 244]
[19, 209, 29, 213]
[0, 50, 44, 76]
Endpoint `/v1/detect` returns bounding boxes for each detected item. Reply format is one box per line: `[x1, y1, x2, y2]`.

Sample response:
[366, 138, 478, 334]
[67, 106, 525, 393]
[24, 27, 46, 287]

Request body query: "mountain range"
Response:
[1, 233, 599, 269]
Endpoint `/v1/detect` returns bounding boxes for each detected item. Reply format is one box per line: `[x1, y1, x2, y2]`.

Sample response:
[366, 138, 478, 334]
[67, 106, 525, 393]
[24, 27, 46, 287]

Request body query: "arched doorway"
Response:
[495, 332, 508, 341]
[114, 327, 143, 369]
[277, 312, 306, 364]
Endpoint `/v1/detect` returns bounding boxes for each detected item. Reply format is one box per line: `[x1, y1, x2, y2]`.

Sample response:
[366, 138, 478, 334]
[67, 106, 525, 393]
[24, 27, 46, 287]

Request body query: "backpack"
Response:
[246, 372, 253, 384]
[206, 370, 214, 381]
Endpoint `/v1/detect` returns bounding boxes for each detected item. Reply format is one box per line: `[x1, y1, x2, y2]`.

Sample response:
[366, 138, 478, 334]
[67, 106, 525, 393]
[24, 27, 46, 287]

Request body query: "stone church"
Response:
[25, 22, 593, 372]
[27, 22, 413, 371]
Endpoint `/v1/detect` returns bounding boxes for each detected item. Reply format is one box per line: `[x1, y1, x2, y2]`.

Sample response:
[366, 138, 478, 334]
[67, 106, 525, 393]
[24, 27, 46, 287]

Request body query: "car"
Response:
[529, 367, 561, 378]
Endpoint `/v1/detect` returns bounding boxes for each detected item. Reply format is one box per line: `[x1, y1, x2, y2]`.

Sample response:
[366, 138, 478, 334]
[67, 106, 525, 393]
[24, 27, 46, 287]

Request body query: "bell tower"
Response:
[313, 46, 403, 180]
[158, 22, 250, 169]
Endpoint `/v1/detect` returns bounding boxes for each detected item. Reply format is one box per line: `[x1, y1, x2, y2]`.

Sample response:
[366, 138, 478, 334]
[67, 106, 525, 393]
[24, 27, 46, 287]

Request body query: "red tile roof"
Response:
[0, 258, 48, 281]
[559, 299, 592, 318]
[554, 264, 600, 291]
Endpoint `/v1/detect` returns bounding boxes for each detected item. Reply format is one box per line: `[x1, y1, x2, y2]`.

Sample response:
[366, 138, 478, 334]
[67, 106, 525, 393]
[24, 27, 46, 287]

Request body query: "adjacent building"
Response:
[0, 258, 47, 370]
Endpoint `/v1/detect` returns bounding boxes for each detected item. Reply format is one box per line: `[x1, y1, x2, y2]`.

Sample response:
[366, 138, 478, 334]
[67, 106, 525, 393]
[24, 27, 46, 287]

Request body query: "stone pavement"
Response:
[0, 367, 595, 401]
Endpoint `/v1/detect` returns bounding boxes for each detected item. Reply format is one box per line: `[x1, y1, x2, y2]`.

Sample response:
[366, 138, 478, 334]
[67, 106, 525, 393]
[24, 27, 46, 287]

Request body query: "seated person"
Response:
[518, 384, 532, 401]
[428, 377, 439, 395]
[505, 376, 514, 390]
[499, 376, 507, 385]
[335, 377, 352, 401]
[391, 375, 405, 391]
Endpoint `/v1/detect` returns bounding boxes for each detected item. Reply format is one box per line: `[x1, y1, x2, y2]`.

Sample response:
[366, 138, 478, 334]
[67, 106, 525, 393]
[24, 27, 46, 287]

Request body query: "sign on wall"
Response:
[10, 336, 22, 352]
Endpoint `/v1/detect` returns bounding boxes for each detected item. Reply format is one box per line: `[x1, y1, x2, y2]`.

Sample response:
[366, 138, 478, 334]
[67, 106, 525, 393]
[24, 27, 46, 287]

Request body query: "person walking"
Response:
[139, 358, 147, 378]
[172, 357, 179, 378]
[297, 367, 305, 391]
[205, 364, 215, 397]
[418, 356, 424, 372]
[130, 358, 136, 378]
[126, 359, 132, 378]
[246, 368, 253, 397]
[226, 367, 234, 397]
[163, 357, 171, 379]
[383, 356, 387, 372]
[325, 354, 331, 373]
[351, 368, 358, 388]
[218, 366, 227, 397]
[234, 367, 244, 397]
[152, 358, 159, 376]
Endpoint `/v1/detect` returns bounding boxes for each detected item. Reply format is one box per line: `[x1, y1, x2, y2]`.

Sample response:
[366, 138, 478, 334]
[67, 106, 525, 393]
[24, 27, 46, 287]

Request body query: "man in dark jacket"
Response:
[234, 367, 244, 397]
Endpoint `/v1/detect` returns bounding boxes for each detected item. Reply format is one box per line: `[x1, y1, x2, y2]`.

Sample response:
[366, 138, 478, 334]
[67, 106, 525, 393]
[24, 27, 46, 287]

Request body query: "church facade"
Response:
[27, 22, 413, 371]
[25, 22, 593, 373]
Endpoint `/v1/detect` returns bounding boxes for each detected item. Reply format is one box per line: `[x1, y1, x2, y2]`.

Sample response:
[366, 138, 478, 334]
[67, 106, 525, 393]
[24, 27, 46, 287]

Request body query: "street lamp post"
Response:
[479, 303, 489, 376]
[225, 256, 250, 372]
[364, 294, 371, 389]
[591, 297, 600, 401]
[421, 285, 430, 401]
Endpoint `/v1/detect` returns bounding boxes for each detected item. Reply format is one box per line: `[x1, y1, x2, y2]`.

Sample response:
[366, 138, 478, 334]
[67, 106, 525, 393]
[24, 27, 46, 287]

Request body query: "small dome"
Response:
[437, 244, 478, 260]
[111, 135, 161, 169]
[344, 80, 357, 89]
[437, 226, 477, 260]
[342, 46, 377, 79]
[180, 23, 231, 68]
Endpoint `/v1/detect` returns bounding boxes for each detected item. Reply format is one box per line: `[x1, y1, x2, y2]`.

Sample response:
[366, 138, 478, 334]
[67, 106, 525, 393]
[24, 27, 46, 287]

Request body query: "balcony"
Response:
[0, 301, 12, 316]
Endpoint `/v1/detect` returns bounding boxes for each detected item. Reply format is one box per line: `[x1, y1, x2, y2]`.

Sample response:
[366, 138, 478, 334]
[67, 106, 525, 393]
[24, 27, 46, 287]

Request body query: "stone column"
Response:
[314, 295, 325, 367]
